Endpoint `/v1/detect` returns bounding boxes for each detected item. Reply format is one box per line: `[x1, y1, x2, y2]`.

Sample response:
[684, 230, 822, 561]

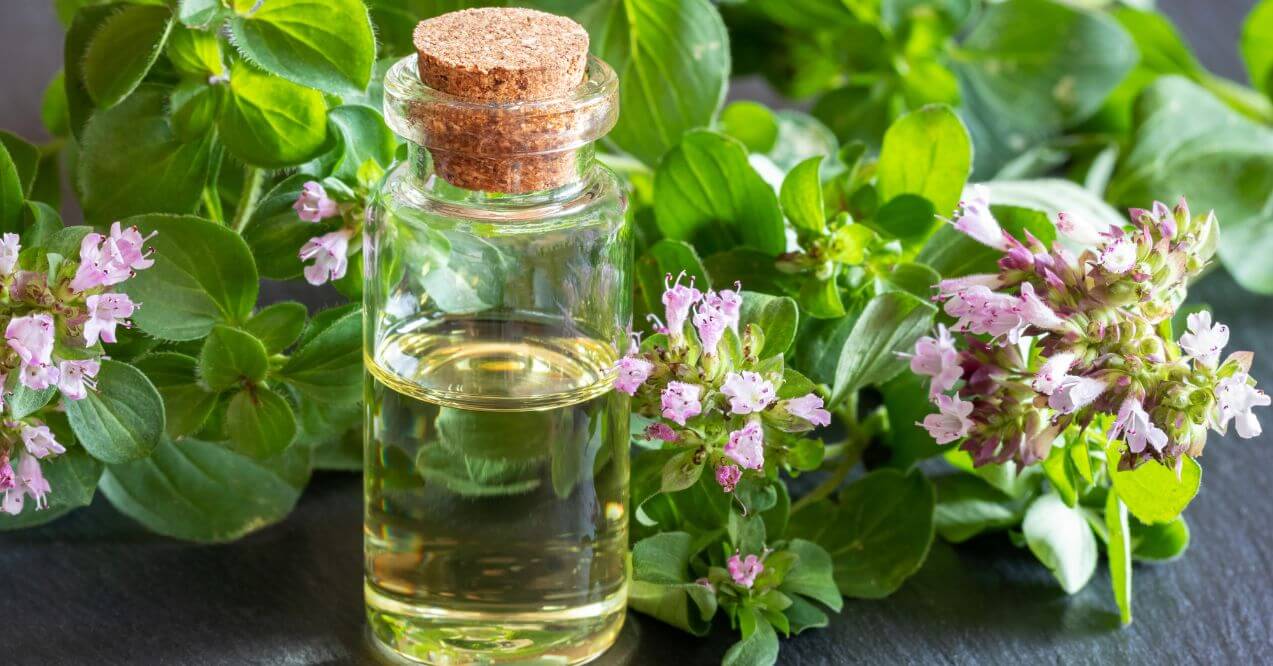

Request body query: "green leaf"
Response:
[65, 360, 165, 464]
[241, 174, 335, 280]
[628, 532, 719, 636]
[933, 473, 1023, 543]
[876, 104, 971, 220]
[917, 203, 1056, 278]
[0, 131, 39, 198]
[82, 5, 174, 108]
[660, 448, 705, 493]
[635, 239, 710, 325]
[720, 101, 778, 153]
[1131, 516, 1190, 562]
[722, 613, 779, 666]
[77, 87, 215, 222]
[218, 61, 328, 168]
[178, 0, 228, 27]
[984, 178, 1125, 231]
[953, 0, 1136, 176]
[120, 215, 260, 341]
[1022, 492, 1097, 594]
[166, 25, 225, 78]
[279, 309, 361, 404]
[226, 386, 298, 459]
[780, 156, 826, 233]
[1108, 77, 1273, 293]
[0, 447, 102, 530]
[739, 291, 798, 358]
[788, 468, 936, 599]
[1106, 444, 1202, 524]
[1106, 492, 1132, 625]
[1243, 0, 1273, 95]
[778, 539, 843, 611]
[41, 69, 70, 138]
[766, 110, 839, 174]
[100, 437, 310, 542]
[229, 0, 375, 95]
[133, 352, 218, 439]
[199, 325, 269, 391]
[7, 380, 56, 419]
[0, 141, 23, 235]
[874, 194, 938, 245]
[22, 202, 63, 249]
[580, 0, 729, 165]
[882, 372, 944, 469]
[64, 5, 115, 140]
[830, 290, 936, 406]
[654, 130, 787, 256]
[1043, 444, 1078, 507]
[244, 301, 308, 353]
[875, 262, 940, 300]
[317, 105, 398, 181]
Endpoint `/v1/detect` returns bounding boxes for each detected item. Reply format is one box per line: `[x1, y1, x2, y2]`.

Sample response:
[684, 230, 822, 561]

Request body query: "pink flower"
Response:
[660, 381, 702, 426]
[299, 229, 351, 286]
[57, 359, 100, 400]
[6, 313, 55, 365]
[83, 292, 138, 346]
[952, 185, 1011, 251]
[919, 394, 974, 444]
[1111, 397, 1168, 454]
[1017, 282, 1065, 331]
[727, 553, 764, 588]
[294, 181, 339, 222]
[613, 355, 653, 395]
[1214, 373, 1270, 439]
[0, 233, 20, 275]
[20, 362, 59, 391]
[1097, 233, 1137, 274]
[105, 222, 157, 271]
[1055, 212, 1104, 246]
[715, 464, 742, 493]
[0, 460, 13, 490]
[943, 286, 1026, 342]
[21, 424, 65, 459]
[2, 453, 51, 515]
[1032, 352, 1076, 395]
[724, 419, 765, 470]
[786, 393, 831, 427]
[1048, 375, 1106, 413]
[644, 422, 679, 442]
[692, 303, 728, 354]
[703, 286, 742, 331]
[1179, 311, 1229, 369]
[907, 324, 962, 396]
[661, 272, 702, 340]
[938, 273, 1008, 296]
[720, 371, 776, 415]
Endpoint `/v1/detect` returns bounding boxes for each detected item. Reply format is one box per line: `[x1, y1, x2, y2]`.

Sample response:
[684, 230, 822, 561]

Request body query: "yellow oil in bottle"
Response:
[364, 315, 629, 664]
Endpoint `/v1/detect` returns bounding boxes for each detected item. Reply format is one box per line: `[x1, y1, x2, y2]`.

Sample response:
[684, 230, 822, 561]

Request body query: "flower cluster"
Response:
[615, 273, 831, 492]
[0, 223, 154, 514]
[910, 192, 1264, 471]
[293, 181, 355, 286]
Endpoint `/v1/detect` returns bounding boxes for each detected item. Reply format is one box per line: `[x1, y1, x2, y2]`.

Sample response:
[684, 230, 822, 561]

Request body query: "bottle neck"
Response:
[406, 142, 597, 206]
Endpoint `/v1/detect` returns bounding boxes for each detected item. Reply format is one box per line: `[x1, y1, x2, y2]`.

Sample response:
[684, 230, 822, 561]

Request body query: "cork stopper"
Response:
[405, 8, 601, 193]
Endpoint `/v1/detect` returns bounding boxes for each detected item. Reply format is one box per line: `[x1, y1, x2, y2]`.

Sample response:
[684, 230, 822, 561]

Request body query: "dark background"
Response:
[2, 1, 1271, 664]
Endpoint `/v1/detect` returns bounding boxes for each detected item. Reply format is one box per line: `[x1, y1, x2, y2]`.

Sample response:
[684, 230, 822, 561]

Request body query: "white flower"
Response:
[1111, 397, 1168, 454]
[1055, 212, 1105, 246]
[1047, 375, 1106, 414]
[1178, 311, 1229, 369]
[1214, 373, 1270, 439]
[1097, 235, 1137, 274]
[1032, 352, 1076, 395]
[720, 371, 776, 415]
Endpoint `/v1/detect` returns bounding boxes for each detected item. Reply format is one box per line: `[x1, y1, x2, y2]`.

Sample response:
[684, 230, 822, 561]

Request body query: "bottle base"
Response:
[365, 583, 627, 665]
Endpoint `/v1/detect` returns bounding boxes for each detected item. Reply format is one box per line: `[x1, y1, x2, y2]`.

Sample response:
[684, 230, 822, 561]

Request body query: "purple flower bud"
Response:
[644, 422, 678, 442]
[715, 464, 741, 493]
[294, 181, 339, 222]
[727, 553, 764, 588]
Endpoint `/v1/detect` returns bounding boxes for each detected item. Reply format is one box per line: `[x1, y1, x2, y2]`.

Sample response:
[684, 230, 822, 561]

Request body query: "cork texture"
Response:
[410, 8, 596, 193]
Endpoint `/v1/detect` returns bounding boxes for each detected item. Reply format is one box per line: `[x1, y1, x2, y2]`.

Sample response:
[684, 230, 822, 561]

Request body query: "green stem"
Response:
[790, 435, 869, 515]
[231, 166, 265, 234]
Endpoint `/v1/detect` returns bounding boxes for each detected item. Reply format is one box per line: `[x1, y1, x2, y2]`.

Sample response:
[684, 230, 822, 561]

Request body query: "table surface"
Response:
[1, 1, 1269, 665]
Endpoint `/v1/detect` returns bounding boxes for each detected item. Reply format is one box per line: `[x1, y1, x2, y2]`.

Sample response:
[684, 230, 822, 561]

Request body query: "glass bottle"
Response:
[362, 11, 630, 665]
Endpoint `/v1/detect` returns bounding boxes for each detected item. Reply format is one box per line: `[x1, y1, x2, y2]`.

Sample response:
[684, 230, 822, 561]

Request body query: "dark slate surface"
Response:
[1, 1, 1269, 664]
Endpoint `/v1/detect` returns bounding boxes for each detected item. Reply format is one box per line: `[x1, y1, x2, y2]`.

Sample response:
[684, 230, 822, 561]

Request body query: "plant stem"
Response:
[231, 166, 265, 234]
[790, 435, 869, 515]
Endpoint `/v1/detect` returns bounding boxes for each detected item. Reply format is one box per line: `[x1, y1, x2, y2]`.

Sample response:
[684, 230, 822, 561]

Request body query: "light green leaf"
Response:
[830, 290, 936, 406]
[766, 110, 839, 174]
[0, 141, 23, 235]
[78, 87, 215, 222]
[229, 0, 375, 95]
[654, 130, 787, 256]
[1106, 442, 1202, 524]
[933, 473, 1023, 543]
[218, 61, 328, 168]
[279, 310, 362, 404]
[628, 532, 719, 636]
[1022, 492, 1097, 594]
[100, 437, 310, 542]
[7, 379, 56, 419]
[882, 372, 945, 469]
[780, 156, 826, 233]
[1243, 0, 1273, 95]
[226, 386, 298, 459]
[1106, 492, 1132, 625]
[739, 291, 798, 358]
[874, 194, 938, 245]
[876, 104, 971, 220]
[133, 352, 218, 439]
[241, 174, 336, 280]
[65, 360, 165, 464]
[720, 101, 778, 153]
[199, 325, 269, 392]
[0, 131, 39, 199]
[722, 613, 779, 666]
[953, 0, 1136, 176]
[778, 539, 843, 611]
[166, 25, 225, 78]
[1131, 516, 1190, 562]
[0, 447, 102, 530]
[178, 0, 229, 27]
[580, 0, 729, 165]
[788, 468, 935, 599]
[244, 301, 308, 353]
[317, 105, 398, 181]
[120, 215, 260, 341]
[82, 4, 174, 108]
[64, 5, 116, 140]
